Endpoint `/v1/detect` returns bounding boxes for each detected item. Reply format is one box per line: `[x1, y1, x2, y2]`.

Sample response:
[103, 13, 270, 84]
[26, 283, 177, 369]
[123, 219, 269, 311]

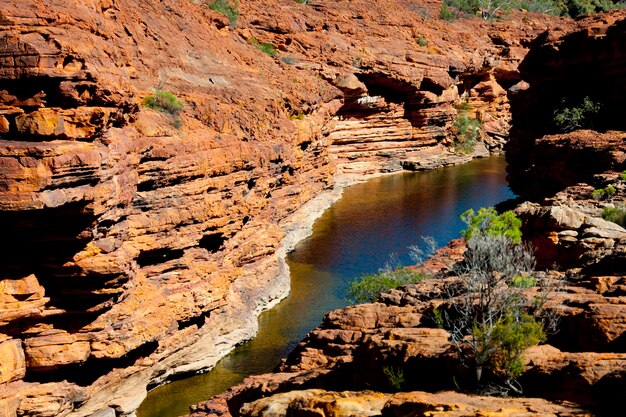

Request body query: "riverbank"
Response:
[139, 155, 514, 417]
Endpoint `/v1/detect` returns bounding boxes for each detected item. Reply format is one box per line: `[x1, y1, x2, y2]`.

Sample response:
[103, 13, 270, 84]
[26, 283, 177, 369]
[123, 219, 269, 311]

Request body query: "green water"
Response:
[138, 156, 514, 417]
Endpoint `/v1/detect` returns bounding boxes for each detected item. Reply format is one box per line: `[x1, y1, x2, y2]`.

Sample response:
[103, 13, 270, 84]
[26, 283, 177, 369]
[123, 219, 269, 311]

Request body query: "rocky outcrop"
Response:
[506, 11, 626, 198]
[240, 1, 572, 176]
[232, 389, 589, 417]
[188, 262, 625, 417]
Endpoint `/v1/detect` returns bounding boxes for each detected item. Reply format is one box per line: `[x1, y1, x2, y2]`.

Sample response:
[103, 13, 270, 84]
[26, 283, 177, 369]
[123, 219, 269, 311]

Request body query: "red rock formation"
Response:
[0, 1, 574, 416]
[506, 11, 626, 198]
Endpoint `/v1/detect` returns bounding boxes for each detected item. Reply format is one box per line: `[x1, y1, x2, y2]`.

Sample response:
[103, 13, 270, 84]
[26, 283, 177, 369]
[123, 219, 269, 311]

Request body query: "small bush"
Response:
[144, 90, 184, 117]
[474, 313, 546, 380]
[620, 171, 626, 181]
[206, 0, 239, 27]
[603, 205, 626, 227]
[461, 207, 522, 244]
[439, 3, 456, 20]
[383, 366, 405, 390]
[348, 267, 427, 304]
[553, 96, 601, 133]
[416, 36, 428, 47]
[518, 0, 564, 14]
[248, 37, 277, 57]
[592, 185, 616, 201]
[453, 102, 480, 154]
[281, 55, 296, 65]
[510, 275, 537, 288]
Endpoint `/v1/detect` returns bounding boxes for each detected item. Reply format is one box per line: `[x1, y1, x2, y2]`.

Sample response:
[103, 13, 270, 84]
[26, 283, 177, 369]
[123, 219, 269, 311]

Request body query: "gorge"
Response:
[0, 1, 625, 417]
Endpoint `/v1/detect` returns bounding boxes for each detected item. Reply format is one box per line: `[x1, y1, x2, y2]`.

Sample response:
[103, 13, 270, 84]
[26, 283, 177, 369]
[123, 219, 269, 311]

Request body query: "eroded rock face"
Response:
[0, 1, 573, 416]
[506, 11, 626, 199]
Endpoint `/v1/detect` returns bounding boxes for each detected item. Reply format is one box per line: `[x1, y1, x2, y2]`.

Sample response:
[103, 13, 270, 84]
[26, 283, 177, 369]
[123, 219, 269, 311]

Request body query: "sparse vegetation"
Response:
[280, 55, 296, 65]
[438, 0, 625, 21]
[553, 96, 601, 133]
[620, 171, 626, 181]
[348, 267, 427, 304]
[383, 365, 405, 390]
[206, 0, 240, 27]
[430, 207, 558, 391]
[592, 185, 616, 201]
[416, 36, 428, 47]
[248, 37, 278, 57]
[603, 205, 626, 227]
[144, 90, 184, 116]
[453, 102, 480, 154]
[144, 89, 184, 128]
[461, 207, 523, 244]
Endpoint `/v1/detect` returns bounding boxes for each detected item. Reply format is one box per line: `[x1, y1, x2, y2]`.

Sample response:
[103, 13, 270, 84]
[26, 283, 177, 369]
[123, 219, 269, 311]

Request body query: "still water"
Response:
[138, 156, 514, 417]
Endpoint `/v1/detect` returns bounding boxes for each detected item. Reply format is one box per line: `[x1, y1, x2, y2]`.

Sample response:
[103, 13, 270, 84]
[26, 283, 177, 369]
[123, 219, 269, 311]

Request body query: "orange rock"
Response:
[0, 337, 26, 383]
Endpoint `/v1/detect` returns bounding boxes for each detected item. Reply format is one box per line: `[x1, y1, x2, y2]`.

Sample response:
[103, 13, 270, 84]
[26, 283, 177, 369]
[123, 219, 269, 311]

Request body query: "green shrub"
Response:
[439, 0, 513, 21]
[592, 185, 616, 201]
[295, 0, 311, 4]
[553, 96, 601, 133]
[439, 3, 456, 20]
[383, 366, 405, 390]
[510, 275, 537, 288]
[206, 0, 239, 27]
[461, 207, 522, 244]
[144, 90, 184, 116]
[620, 171, 626, 181]
[474, 313, 546, 380]
[416, 36, 428, 47]
[603, 205, 626, 227]
[518, 0, 564, 14]
[248, 37, 277, 57]
[453, 102, 480, 154]
[348, 268, 427, 304]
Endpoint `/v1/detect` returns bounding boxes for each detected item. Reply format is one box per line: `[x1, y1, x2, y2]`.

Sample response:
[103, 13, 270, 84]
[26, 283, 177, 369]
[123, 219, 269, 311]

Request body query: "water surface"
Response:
[138, 156, 514, 417]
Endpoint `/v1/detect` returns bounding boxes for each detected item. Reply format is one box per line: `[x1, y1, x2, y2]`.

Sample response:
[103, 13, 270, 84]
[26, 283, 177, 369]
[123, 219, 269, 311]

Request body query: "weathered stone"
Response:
[0, 338, 26, 383]
[24, 331, 91, 369]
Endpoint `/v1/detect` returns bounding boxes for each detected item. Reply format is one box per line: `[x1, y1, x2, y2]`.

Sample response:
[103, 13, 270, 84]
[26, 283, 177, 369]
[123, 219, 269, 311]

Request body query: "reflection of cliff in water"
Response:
[139, 155, 514, 417]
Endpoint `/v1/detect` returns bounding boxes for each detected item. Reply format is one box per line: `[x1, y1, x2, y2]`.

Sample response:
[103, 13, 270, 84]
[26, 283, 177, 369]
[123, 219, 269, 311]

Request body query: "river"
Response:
[138, 155, 514, 417]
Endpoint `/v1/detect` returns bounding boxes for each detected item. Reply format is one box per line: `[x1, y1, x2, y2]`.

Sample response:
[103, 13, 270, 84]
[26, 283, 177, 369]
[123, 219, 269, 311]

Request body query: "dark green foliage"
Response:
[553, 96, 601, 132]
[348, 268, 427, 304]
[439, 0, 513, 21]
[144, 90, 184, 116]
[248, 37, 278, 57]
[438, 0, 624, 20]
[461, 207, 522, 244]
[206, 0, 240, 27]
[603, 205, 626, 227]
[383, 366, 405, 390]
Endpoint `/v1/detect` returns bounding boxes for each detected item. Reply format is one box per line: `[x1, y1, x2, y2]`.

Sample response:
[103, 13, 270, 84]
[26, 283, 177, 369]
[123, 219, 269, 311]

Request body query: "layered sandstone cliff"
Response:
[0, 1, 575, 416]
[186, 11, 626, 417]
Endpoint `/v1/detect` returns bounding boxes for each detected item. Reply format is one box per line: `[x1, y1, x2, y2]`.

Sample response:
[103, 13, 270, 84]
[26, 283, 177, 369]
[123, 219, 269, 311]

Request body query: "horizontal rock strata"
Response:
[0, 1, 583, 416]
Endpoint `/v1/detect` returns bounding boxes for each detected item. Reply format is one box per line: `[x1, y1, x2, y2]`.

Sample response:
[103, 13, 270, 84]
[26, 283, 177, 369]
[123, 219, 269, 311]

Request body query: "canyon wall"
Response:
[0, 1, 571, 416]
[185, 11, 626, 417]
